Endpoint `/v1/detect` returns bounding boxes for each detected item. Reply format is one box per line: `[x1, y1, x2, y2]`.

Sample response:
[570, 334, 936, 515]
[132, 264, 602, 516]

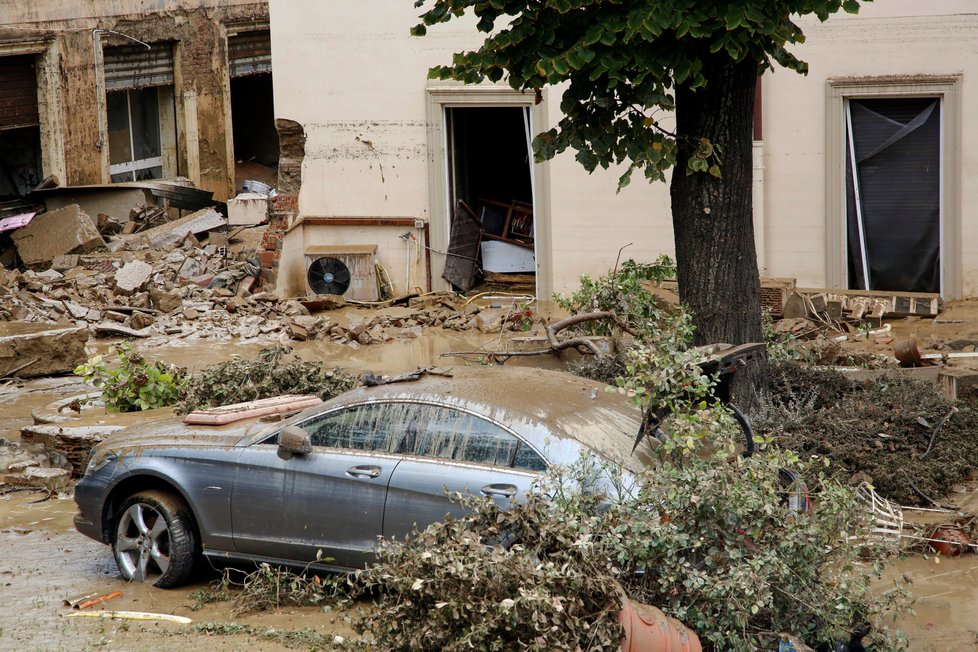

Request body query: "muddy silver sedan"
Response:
[74, 366, 651, 587]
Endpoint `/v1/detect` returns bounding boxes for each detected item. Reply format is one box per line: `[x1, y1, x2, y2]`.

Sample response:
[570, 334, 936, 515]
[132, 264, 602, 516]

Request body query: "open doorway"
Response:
[845, 97, 941, 293]
[441, 106, 535, 292]
[228, 31, 278, 192]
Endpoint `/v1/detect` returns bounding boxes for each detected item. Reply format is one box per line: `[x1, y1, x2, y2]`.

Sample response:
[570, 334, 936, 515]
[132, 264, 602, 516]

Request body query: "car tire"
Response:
[112, 490, 198, 588]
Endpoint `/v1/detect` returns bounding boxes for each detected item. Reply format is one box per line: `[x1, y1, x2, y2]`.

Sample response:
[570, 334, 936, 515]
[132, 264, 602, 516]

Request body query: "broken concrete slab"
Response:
[11, 204, 105, 267]
[112, 207, 226, 251]
[92, 322, 153, 338]
[0, 325, 88, 378]
[20, 424, 126, 476]
[227, 192, 269, 226]
[114, 259, 154, 294]
[38, 186, 156, 223]
[3, 466, 71, 492]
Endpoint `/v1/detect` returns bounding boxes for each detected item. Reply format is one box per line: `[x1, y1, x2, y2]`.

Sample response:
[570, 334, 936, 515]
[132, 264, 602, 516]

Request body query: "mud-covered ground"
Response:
[4, 309, 978, 649]
[0, 326, 556, 650]
[0, 491, 366, 651]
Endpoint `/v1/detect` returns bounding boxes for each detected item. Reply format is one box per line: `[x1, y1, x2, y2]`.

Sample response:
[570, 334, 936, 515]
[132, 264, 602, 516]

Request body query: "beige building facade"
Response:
[268, 1, 976, 300]
[0, 0, 275, 202]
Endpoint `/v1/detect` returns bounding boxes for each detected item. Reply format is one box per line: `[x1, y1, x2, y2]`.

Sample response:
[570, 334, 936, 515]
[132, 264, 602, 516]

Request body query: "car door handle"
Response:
[346, 465, 382, 478]
[481, 483, 517, 498]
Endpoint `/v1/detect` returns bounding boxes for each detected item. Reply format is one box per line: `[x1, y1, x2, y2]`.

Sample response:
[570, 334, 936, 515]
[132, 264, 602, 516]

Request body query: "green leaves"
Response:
[73, 343, 187, 413]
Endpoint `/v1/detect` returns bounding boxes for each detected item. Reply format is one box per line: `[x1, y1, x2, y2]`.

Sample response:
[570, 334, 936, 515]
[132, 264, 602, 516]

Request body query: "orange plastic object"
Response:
[182, 394, 323, 425]
[930, 527, 973, 556]
[619, 597, 702, 652]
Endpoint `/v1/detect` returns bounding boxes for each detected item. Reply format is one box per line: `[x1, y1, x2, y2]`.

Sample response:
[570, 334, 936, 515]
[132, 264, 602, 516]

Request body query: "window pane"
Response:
[130, 87, 161, 160]
[413, 406, 519, 467]
[134, 165, 163, 181]
[302, 403, 415, 452]
[513, 443, 547, 471]
[106, 91, 132, 166]
[110, 171, 134, 183]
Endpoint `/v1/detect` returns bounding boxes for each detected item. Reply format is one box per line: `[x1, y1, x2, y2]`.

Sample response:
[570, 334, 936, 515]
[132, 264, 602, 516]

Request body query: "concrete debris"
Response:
[110, 207, 226, 251]
[0, 326, 88, 378]
[1, 212, 542, 358]
[11, 204, 105, 267]
[114, 260, 154, 294]
[4, 466, 72, 492]
[227, 192, 269, 226]
[20, 424, 125, 477]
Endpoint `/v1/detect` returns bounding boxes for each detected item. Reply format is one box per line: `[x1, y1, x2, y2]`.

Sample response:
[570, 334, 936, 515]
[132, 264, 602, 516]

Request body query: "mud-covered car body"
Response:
[74, 366, 650, 584]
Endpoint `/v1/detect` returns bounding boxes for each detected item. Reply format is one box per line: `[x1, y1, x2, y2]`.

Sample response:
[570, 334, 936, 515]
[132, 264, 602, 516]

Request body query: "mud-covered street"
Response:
[0, 327, 549, 650]
[2, 321, 978, 649]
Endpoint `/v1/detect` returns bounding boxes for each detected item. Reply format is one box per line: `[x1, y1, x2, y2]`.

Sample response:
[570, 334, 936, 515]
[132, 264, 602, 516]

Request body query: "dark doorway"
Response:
[230, 73, 279, 190]
[442, 106, 535, 292]
[845, 97, 941, 293]
[228, 30, 278, 192]
[0, 127, 42, 196]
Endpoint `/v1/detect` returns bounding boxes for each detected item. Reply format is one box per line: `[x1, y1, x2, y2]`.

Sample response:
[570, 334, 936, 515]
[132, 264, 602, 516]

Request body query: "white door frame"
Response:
[426, 83, 552, 297]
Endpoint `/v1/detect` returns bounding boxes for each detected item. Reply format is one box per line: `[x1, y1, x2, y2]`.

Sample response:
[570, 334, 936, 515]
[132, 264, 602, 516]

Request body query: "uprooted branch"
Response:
[442, 311, 631, 362]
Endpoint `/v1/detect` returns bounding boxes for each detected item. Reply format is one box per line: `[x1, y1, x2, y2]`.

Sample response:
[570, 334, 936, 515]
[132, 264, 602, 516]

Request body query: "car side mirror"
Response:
[277, 426, 312, 460]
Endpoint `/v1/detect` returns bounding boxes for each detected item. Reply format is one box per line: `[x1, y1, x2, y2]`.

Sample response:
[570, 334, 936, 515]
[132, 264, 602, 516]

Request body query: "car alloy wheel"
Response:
[113, 491, 197, 588]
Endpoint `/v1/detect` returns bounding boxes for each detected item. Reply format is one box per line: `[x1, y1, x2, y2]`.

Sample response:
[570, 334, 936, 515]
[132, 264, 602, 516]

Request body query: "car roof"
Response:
[314, 366, 652, 470]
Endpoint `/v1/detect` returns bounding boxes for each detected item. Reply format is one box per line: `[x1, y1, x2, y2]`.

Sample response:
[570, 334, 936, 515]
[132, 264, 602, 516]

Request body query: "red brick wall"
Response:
[259, 193, 296, 287]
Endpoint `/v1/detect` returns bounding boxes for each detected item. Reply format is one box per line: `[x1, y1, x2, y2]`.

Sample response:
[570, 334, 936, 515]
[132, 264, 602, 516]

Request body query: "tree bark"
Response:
[670, 53, 767, 409]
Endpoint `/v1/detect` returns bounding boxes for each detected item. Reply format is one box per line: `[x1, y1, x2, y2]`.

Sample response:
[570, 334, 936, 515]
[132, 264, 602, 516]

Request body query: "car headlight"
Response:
[84, 449, 117, 476]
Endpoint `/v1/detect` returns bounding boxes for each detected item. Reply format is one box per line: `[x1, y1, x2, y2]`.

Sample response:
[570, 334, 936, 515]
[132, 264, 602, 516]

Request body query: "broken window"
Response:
[103, 44, 176, 183]
[442, 106, 536, 292]
[845, 97, 941, 293]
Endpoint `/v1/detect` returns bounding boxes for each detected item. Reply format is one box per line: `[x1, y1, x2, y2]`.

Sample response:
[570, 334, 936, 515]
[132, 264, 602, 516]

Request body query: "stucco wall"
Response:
[2, 1, 268, 200]
[270, 0, 978, 298]
[268, 1, 675, 297]
[759, 1, 978, 297]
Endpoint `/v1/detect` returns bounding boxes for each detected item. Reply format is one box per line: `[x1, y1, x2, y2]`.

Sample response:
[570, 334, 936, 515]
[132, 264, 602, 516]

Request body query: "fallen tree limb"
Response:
[921, 406, 958, 460]
[545, 310, 637, 345]
[442, 310, 630, 362]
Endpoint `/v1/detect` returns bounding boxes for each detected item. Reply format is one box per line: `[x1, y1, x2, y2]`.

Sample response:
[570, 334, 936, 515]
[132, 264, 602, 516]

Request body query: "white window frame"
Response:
[425, 83, 552, 297]
[107, 88, 165, 181]
[825, 75, 961, 299]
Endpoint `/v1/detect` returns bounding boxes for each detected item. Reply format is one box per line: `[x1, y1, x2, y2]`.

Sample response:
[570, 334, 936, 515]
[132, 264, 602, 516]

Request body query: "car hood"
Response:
[96, 411, 267, 453]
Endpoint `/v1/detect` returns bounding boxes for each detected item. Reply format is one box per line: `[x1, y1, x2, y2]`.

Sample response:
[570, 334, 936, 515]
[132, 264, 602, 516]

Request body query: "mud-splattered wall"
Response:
[1, 1, 268, 201]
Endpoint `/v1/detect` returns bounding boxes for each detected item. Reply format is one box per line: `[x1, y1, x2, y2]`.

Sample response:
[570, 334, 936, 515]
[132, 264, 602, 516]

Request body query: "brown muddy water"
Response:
[1, 323, 977, 649]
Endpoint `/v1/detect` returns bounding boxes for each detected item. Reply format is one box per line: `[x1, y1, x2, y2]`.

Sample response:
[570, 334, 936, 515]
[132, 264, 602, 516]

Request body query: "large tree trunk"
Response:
[670, 53, 766, 409]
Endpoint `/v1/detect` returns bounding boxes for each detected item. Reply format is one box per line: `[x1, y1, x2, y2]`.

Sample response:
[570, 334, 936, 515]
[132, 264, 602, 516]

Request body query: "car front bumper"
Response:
[73, 473, 109, 543]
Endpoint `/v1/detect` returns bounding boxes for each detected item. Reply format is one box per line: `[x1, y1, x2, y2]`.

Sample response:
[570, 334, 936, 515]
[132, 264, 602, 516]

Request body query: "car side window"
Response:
[293, 401, 547, 470]
[300, 403, 413, 452]
[513, 442, 547, 471]
[411, 404, 542, 469]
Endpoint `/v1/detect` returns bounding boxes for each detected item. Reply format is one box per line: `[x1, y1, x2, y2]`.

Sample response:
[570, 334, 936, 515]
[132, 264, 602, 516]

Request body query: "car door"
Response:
[383, 403, 547, 543]
[231, 403, 408, 569]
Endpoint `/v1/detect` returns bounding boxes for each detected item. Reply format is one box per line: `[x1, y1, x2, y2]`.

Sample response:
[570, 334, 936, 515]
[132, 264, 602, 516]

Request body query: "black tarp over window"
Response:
[845, 97, 941, 293]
